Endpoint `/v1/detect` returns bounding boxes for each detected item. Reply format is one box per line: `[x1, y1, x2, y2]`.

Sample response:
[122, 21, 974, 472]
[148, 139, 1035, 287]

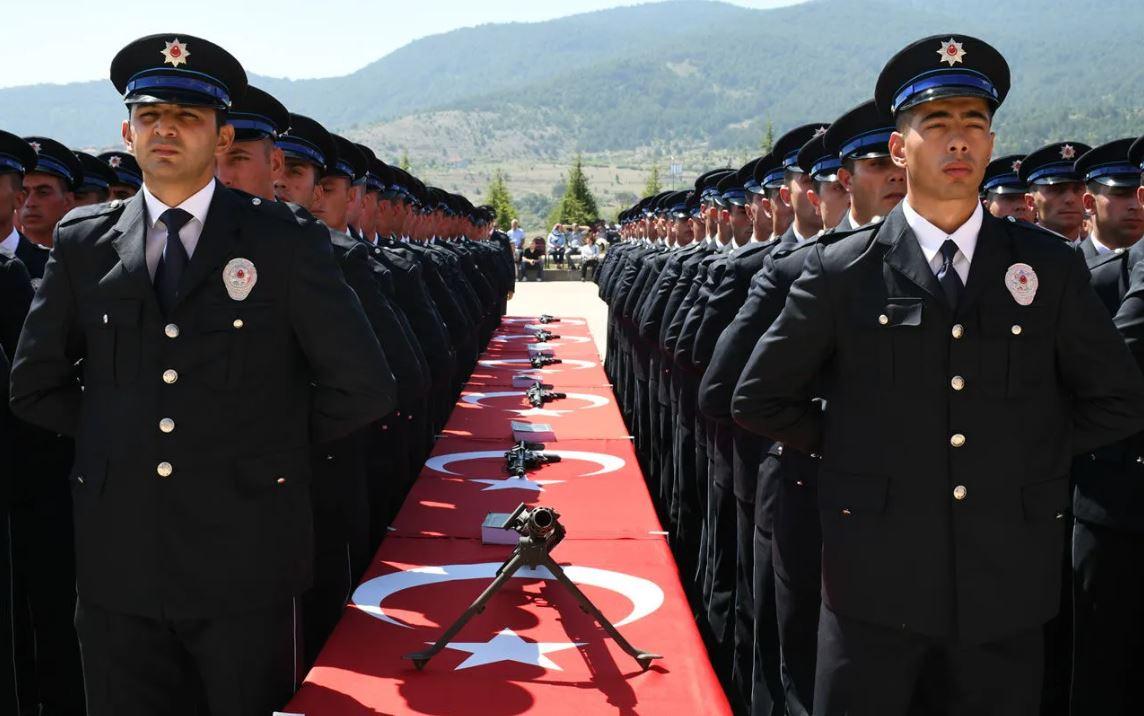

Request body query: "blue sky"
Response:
[0, 0, 801, 89]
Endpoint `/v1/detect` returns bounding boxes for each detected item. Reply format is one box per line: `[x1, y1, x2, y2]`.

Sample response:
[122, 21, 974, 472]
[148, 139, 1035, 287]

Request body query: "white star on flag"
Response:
[434, 628, 584, 671]
[937, 38, 966, 66]
[469, 477, 564, 492]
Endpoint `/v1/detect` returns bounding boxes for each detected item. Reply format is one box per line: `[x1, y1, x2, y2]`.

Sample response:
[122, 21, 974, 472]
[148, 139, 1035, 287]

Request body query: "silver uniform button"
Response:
[878, 314, 889, 325]
[276, 477, 286, 485]
[953, 485, 967, 501]
[950, 433, 966, 448]
[950, 376, 966, 391]
[159, 418, 175, 434]
[233, 319, 244, 329]
[1011, 324, 1022, 336]
[156, 462, 173, 477]
[165, 323, 180, 339]
[951, 324, 964, 339]
[162, 369, 178, 384]
[252, 197, 262, 206]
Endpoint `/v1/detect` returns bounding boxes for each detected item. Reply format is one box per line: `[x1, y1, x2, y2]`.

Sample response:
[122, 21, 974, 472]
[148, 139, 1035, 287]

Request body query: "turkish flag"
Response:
[284, 537, 730, 715]
[389, 438, 659, 540]
[442, 387, 627, 441]
[468, 355, 609, 388]
[499, 315, 591, 331]
[480, 335, 601, 359]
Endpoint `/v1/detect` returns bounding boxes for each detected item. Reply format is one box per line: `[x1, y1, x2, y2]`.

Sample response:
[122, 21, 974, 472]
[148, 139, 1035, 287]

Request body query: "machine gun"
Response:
[529, 354, 562, 369]
[538, 314, 559, 324]
[405, 503, 661, 671]
[531, 329, 560, 343]
[504, 440, 562, 477]
[525, 381, 567, 408]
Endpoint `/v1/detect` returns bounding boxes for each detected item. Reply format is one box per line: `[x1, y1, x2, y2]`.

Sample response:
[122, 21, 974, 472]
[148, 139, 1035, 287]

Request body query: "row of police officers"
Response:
[599, 33, 1144, 716]
[0, 33, 515, 715]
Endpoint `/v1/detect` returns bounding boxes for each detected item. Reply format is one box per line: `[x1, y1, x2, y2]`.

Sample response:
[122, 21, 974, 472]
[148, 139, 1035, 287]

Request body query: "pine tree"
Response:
[547, 154, 599, 226]
[759, 119, 775, 154]
[644, 165, 662, 196]
[485, 170, 519, 230]
[399, 149, 411, 172]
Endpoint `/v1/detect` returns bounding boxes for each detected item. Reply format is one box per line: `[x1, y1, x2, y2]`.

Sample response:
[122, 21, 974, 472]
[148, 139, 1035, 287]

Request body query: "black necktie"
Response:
[936, 238, 964, 308]
[155, 208, 192, 314]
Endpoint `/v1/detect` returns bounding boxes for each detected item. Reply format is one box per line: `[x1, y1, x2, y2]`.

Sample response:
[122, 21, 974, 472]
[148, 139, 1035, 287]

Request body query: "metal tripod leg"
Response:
[538, 554, 661, 671]
[404, 551, 530, 670]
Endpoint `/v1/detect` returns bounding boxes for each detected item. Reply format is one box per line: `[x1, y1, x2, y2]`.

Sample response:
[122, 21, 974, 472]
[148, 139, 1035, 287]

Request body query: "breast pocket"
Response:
[195, 302, 276, 389]
[849, 298, 924, 388]
[978, 305, 1052, 397]
[80, 299, 141, 386]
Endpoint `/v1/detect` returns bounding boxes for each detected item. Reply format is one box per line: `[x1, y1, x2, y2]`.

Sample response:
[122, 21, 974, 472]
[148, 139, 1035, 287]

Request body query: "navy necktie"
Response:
[155, 208, 192, 314]
[936, 238, 964, 308]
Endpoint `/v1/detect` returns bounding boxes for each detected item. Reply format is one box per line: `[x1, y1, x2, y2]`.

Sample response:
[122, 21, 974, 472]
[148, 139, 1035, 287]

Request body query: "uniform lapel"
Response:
[108, 194, 159, 310]
[959, 212, 1013, 316]
[175, 184, 240, 309]
[878, 205, 946, 305]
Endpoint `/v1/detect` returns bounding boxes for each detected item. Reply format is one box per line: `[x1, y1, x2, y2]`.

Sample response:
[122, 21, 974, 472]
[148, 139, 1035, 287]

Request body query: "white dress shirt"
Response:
[1088, 234, 1114, 255]
[142, 179, 216, 280]
[901, 199, 981, 285]
[0, 226, 18, 257]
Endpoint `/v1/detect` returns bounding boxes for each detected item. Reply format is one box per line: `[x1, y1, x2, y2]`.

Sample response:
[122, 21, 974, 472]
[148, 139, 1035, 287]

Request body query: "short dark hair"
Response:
[2, 172, 23, 192]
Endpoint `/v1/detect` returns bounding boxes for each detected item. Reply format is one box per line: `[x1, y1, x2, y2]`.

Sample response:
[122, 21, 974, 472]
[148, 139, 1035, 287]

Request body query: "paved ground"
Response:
[506, 279, 609, 359]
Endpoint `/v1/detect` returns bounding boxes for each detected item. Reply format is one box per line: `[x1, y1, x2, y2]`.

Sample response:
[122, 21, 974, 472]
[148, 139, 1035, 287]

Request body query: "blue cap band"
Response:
[763, 168, 786, 187]
[228, 116, 278, 137]
[334, 160, 354, 177]
[79, 175, 109, 190]
[0, 155, 25, 174]
[892, 70, 997, 113]
[1085, 163, 1142, 182]
[33, 156, 76, 184]
[982, 173, 1023, 191]
[125, 72, 231, 107]
[112, 169, 143, 188]
[275, 138, 326, 169]
[782, 149, 802, 170]
[810, 157, 842, 178]
[840, 129, 894, 160]
[1027, 161, 1081, 184]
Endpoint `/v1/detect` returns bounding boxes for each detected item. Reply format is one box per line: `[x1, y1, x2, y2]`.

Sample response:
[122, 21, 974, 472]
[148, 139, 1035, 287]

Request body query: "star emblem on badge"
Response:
[161, 38, 190, 68]
[937, 38, 966, 66]
[107, 155, 122, 168]
[812, 126, 828, 139]
[29, 141, 41, 154]
[1010, 159, 1022, 172]
[1060, 144, 1077, 160]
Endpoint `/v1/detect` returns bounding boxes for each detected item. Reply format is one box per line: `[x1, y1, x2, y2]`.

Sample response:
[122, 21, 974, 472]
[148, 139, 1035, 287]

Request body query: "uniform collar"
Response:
[901, 198, 981, 267]
[141, 179, 216, 229]
[0, 226, 18, 257]
[1088, 232, 1115, 255]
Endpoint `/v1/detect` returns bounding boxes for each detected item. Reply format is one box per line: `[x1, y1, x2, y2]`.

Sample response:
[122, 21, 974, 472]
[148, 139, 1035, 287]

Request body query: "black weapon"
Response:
[529, 354, 562, 369]
[538, 314, 559, 324]
[405, 503, 661, 671]
[504, 440, 562, 477]
[532, 329, 560, 343]
[525, 381, 567, 408]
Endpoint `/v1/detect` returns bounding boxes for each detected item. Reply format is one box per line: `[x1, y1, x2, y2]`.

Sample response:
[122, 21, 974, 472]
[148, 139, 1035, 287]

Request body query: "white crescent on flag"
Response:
[424, 450, 626, 476]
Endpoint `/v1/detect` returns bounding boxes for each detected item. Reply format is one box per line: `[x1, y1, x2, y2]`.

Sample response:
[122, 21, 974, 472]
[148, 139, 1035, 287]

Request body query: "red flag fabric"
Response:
[285, 538, 729, 716]
[442, 387, 627, 441]
[468, 355, 609, 388]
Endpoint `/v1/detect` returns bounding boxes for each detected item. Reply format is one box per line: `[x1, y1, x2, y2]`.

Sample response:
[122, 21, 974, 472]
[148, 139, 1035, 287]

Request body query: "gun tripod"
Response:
[405, 506, 661, 671]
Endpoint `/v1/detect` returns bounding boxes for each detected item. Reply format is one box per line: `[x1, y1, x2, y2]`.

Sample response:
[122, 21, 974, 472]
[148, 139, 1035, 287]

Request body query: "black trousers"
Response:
[813, 605, 1043, 716]
[76, 599, 299, 716]
[1071, 519, 1144, 713]
[731, 430, 764, 709]
[752, 465, 784, 716]
[705, 422, 737, 676]
[580, 258, 599, 279]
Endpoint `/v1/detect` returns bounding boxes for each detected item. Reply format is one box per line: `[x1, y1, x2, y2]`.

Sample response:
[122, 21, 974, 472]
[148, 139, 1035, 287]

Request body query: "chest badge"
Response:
[223, 258, 257, 301]
[1004, 263, 1038, 306]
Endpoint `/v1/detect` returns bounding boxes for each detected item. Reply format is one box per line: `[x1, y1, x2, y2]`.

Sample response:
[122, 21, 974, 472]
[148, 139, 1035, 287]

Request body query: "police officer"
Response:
[17, 136, 82, 273]
[823, 98, 906, 231]
[1075, 139, 1144, 311]
[773, 124, 830, 244]
[1018, 141, 1093, 242]
[10, 34, 395, 714]
[797, 131, 851, 232]
[732, 34, 1144, 712]
[73, 151, 119, 207]
[98, 150, 143, 200]
[981, 154, 1033, 222]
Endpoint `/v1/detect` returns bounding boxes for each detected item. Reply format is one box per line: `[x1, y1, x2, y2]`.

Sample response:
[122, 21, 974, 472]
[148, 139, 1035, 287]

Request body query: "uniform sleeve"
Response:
[0, 256, 34, 359]
[9, 231, 84, 436]
[1062, 250, 1144, 453]
[1114, 260, 1144, 366]
[732, 244, 835, 453]
[288, 224, 396, 443]
[693, 259, 745, 370]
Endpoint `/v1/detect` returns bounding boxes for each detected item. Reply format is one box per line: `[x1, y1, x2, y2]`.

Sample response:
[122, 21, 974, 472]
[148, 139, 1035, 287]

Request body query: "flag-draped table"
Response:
[284, 316, 730, 715]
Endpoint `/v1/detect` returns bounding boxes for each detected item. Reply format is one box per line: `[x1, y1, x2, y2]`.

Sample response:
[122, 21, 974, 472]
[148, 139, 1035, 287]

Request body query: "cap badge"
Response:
[1060, 144, 1077, 160]
[107, 155, 122, 168]
[1010, 159, 1022, 172]
[222, 258, 257, 301]
[161, 38, 190, 68]
[813, 126, 828, 139]
[937, 38, 966, 66]
[1004, 263, 1038, 306]
[29, 142, 41, 154]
